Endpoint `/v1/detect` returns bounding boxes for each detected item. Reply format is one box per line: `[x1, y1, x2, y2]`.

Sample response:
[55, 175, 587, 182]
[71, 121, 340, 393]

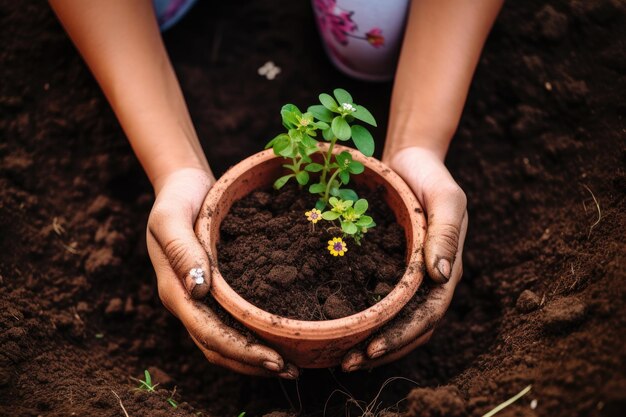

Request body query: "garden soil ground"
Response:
[1, 1, 624, 416]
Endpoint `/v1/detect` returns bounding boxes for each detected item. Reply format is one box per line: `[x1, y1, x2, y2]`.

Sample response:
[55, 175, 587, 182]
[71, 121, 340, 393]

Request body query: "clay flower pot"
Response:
[195, 143, 426, 368]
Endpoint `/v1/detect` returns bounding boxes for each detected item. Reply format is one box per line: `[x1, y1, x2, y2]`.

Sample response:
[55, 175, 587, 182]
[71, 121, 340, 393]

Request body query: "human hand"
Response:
[342, 146, 468, 371]
[146, 167, 298, 378]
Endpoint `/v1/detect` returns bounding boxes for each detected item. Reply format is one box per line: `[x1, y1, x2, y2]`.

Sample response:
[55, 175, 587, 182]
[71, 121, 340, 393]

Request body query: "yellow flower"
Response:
[327, 237, 348, 256]
[305, 208, 322, 224]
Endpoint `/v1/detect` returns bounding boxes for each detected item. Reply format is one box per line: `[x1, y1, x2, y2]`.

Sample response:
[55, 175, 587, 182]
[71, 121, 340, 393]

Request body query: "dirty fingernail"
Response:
[369, 349, 386, 359]
[347, 363, 361, 372]
[437, 258, 451, 282]
[263, 361, 281, 372]
[279, 364, 298, 379]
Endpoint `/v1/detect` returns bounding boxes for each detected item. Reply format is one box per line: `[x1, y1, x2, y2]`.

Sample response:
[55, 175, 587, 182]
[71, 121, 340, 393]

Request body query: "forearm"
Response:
[383, 0, 503, 163]
[49, 0, 213, 193]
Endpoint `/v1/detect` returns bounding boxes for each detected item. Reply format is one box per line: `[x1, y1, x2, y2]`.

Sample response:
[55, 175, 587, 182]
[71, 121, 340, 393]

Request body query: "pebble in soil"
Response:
[216, 184, 407, 320]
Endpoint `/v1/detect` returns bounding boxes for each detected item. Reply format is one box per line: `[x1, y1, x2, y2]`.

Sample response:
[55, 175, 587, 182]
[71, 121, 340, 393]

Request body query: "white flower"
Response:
[189, 268, 205, 284]
[341, 102, 356, 112]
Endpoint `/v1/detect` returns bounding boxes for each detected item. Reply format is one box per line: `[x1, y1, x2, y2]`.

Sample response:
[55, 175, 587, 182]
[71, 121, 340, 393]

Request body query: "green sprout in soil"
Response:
[266, 88, 377, 255]
[136, 369, 178, 409]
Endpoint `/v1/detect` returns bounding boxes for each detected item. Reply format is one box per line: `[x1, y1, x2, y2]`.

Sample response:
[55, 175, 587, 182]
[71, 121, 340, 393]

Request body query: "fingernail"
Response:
[263, 361, 281, 372]
[369, 349, 386, 359]
[437, 258, 451, 282]
[347, 363, 361, 372]
[279, 364, 298, 379]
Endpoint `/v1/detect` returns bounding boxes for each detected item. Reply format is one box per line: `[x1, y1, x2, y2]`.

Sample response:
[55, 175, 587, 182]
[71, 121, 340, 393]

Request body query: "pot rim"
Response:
[196, 144, 426, 340]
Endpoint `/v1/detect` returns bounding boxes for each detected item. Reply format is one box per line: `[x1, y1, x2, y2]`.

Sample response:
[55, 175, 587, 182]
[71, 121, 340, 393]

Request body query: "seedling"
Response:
[135, 369, 178, 409]
[266, 88, 377, 255]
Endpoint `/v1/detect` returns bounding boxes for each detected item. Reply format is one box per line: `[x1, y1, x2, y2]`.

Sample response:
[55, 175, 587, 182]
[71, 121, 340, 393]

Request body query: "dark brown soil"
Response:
[1, 1, 625, 417]
[217, 184, 406, 320]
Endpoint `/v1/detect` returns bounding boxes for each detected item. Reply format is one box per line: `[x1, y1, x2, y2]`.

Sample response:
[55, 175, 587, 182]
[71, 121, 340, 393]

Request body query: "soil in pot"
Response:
[215, 183, 407, 320]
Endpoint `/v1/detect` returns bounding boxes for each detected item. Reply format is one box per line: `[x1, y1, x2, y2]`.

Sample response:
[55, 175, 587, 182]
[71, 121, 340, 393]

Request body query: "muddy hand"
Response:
[343, 147, 468, 371]
[147, 168, 298, 379]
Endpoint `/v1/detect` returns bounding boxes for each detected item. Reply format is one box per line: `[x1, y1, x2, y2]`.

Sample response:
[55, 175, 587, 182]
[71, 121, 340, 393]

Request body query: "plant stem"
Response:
[323, 169, 341, 204]
[320, 137, 337, 185]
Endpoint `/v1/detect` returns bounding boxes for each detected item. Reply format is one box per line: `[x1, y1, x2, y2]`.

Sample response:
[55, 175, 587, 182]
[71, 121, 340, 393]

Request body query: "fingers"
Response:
[342, 213, 468, 372]
[342, 331, 433, 372]
[148, 236, 297, 378]
[423, 185, 467, 284]
[389, 147, 467, 284]
[189, 333, 298, 379]
[148, 203, 210, 299]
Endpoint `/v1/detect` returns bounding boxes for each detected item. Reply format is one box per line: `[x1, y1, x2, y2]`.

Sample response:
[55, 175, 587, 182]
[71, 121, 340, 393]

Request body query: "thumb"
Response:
[422, 183, 467, 284]
[148, 205, 211, 299]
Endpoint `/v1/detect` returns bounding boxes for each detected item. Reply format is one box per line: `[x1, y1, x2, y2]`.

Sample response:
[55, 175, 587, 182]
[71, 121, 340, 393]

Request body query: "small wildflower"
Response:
[327, 237, 348, 256]
[341, 102, 356, 112]
[189, 267, 205, 284]
[305, 208, 322, 224]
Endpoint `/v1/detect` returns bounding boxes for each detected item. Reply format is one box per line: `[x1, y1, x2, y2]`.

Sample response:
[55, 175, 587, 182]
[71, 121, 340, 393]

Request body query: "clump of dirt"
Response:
[217, 184, 406, 320]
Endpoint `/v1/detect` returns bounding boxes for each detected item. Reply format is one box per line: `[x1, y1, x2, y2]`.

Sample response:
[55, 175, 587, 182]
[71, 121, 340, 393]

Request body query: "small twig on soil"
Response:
[52, 217, 65, 235]
[581, 184, 601, 238]
[61, 242, 81, 255]
[482, 385, 532, 417]
[111, 390, 130, 417]
[569, 263, 580, 290]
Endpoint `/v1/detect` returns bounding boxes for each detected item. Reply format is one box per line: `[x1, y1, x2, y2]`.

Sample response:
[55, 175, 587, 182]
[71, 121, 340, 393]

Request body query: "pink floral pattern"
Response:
[313, 0, 385, 48]
[366, 28, 385, 48]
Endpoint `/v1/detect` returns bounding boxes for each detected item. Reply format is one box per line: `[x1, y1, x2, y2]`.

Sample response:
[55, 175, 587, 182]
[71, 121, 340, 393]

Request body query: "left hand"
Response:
[342, 146, 468, 371]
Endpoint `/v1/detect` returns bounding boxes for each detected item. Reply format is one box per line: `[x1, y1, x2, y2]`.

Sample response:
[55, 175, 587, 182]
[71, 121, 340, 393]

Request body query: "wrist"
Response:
[153, 165, 215, 196]
[383, 122, 454, 165]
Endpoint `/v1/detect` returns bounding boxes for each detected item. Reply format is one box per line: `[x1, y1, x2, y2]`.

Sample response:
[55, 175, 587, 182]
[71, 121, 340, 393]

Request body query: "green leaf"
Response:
[315, 199, 326, 211]
[338, 188, 358, 201]
[341, 221, 358, 234]
[144, 370, 152, 386]
[348, 161, 364, 174]
[339, 170, 350, 184]
[305, 163, 324, 172]
[308, 105, 334, 122]
[314, 121, 330, 130]
[274, 174, 294, 190]
[354, 199, 368, 215]
[296, 171, 310, 185]
[330, 187, 340, 197]
[335, 150, 353, 169]
[332, 116, 351, 141]
[279, 142, 296, 158]
[309, 182, 326, 194]
[356, 215, 374, 227]
[322, 211, 341, 220]
[300, 134, 318, 147]
[322, 127, 334, 141]
[270, 134, 289, 155]
[333, 88, 353, 104]
[353, 105, 377, 126]
[319, 93, 338, 112]
[350, 125, 375, 157]
[281, 104, 301, 128]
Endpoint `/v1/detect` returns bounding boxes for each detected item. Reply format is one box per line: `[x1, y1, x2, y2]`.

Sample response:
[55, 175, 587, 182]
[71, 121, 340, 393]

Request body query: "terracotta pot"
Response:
[195, 143, 426, 368]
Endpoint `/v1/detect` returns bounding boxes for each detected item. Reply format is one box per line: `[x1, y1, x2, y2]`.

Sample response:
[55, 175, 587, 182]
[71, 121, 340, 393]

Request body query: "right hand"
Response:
[146, 167, 298, 378]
